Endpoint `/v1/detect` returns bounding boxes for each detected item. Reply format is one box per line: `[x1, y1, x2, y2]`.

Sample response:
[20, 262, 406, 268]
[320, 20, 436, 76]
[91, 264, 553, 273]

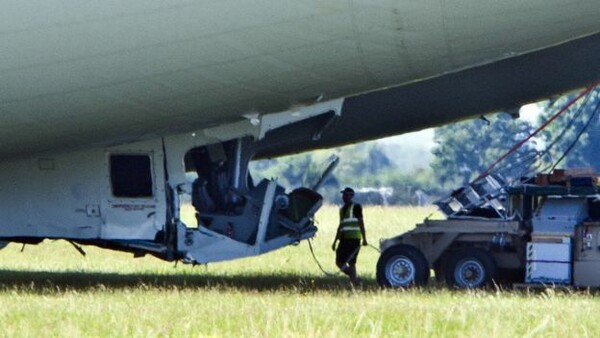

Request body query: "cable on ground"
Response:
[307, 238, 380, 277]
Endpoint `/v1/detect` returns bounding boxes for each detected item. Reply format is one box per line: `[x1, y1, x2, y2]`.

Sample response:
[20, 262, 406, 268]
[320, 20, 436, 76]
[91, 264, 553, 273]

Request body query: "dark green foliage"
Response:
[537, 88, 600, 171]
[430, 114, 535, 186]
[430, 88, 600, 188]
[250, 141, 438, 205]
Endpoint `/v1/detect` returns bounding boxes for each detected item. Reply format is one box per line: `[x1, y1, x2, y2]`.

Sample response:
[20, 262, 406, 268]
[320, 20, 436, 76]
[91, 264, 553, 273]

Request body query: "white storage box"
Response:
[526, 241, 572, 284]
[532, 198, 587, 234]
[527, 242, 571, 261]
[527, 262, 571, 284]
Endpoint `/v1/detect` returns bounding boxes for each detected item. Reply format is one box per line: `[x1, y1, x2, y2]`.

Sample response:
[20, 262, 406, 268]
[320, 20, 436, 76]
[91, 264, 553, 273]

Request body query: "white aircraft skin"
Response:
[0, 2, 598, 264]
[0, 1, 599, 158]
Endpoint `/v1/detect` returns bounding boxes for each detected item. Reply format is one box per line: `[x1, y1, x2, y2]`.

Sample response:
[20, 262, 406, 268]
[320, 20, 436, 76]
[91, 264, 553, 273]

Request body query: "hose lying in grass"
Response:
[307, 238, 379, 277]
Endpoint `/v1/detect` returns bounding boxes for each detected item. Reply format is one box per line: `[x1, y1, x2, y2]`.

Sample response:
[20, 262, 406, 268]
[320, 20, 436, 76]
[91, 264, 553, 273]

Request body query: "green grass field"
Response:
[1, 205, 600, 337]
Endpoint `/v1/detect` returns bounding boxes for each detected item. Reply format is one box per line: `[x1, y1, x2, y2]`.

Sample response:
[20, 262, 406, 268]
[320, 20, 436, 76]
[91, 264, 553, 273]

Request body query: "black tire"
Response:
[445, 248, 497, 289]
[376, 245, 429, 288]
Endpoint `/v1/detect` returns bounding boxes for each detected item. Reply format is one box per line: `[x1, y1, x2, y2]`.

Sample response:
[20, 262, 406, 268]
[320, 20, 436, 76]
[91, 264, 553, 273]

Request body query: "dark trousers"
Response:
[336, 239, 361, 268]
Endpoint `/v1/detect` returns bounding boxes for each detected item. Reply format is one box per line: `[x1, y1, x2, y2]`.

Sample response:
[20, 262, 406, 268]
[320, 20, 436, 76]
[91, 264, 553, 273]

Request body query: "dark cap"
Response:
[341, 187, 355, 194]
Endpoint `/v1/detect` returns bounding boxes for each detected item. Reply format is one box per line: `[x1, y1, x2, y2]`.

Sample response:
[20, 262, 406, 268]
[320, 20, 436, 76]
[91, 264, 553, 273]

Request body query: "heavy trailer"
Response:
[376, 170, 600, 288]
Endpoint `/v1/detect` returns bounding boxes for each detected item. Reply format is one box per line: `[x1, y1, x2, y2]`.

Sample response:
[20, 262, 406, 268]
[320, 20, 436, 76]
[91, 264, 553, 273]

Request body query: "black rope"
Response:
[534, 89, 595, 173]
[475, 84, 598, 182]
[551, 98, 600, 170]
[487, 86, 598, 180]
[544, 94, 592, 155]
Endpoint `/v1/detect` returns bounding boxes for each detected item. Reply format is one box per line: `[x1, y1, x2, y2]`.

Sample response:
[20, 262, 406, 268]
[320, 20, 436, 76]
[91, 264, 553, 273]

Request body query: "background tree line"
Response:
[251, 88, 600, 205]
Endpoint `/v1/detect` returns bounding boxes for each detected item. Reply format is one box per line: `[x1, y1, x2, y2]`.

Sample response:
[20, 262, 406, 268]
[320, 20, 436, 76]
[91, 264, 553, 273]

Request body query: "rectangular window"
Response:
[110, 154, 153, 198]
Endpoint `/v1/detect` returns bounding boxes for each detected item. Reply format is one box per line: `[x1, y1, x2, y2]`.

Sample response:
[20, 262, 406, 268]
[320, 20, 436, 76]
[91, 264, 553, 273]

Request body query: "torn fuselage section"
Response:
[175, 138, 322, 264]
[164, 101, 344, 264]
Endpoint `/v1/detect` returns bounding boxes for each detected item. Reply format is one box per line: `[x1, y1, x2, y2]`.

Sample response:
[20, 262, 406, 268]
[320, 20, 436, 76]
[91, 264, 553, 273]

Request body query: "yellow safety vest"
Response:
[339, 204, 362, 239]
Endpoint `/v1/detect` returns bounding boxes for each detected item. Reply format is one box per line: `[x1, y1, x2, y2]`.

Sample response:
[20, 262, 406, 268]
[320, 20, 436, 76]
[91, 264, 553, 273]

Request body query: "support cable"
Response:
[493, 88, 596, 179]
[474, 81, 599, 182]
[550, 98, 600, 171]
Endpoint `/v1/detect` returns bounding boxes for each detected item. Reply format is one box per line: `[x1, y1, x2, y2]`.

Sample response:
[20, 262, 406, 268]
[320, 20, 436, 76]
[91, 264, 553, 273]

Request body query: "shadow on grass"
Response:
[4, 270, 588, 295]
[0, 269, 380, 293]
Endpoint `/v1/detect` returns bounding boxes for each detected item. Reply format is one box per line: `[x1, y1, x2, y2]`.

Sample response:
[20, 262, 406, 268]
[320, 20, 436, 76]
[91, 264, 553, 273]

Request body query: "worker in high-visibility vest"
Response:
[332, 187, 368, 285]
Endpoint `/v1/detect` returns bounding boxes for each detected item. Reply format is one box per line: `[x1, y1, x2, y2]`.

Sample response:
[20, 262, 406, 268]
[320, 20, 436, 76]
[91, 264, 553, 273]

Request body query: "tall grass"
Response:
[1, 206, 599, 337]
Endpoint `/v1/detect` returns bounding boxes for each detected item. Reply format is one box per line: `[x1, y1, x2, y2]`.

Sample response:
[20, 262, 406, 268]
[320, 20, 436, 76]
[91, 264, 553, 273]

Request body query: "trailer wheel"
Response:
[376, 245, 429, 288]
[445, 248, 496, 289]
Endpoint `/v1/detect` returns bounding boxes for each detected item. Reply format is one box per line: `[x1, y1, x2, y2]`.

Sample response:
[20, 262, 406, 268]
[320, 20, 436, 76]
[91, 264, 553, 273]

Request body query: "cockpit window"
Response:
[110, 154, 153, 198]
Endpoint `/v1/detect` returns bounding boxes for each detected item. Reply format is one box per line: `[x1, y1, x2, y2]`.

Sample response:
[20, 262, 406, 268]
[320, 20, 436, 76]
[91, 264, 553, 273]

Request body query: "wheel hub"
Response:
[455, 259, 485, 288]
[386, 256, 415, 287]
